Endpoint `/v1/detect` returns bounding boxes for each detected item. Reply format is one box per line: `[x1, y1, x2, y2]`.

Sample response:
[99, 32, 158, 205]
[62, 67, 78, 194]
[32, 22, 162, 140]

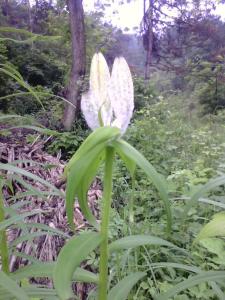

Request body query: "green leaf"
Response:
[12, 175, 46, 197]
[112, 139, 172, 233]
[0, 271, 29, 300]
[0, 26, 61, 41]
[0, 114, 26, 121]
[195, 213, 225, 242]
[0, 91, 74, 108]
[0, 26, 38, 36]
[210, 281, 225, 300]
[0, 163, 63, 196]
[65, 126, 120, 175]
[149, 262, 225, 298]
[0, 211, 40, 230]
[176, 196, 225, 210]
[66, 143, 104, 230]
[10, 231, 61, 248]
[76, 147, 105, 229]
[10, 252, 40, 264]
[14, 222, 69, 238]
[53, 232, 102, 300]
[156, 271, 225, 300]
[149, 262, 200, 273]
[12, 262, 99, 283]
[22, 286, 58, 299]
[7, 125, 60, 136]
[109, 235, 187, 254]
[9, 190, 60, 201]
[183, 175, 225, 220]
[198, 198, 225, 209]
[0, 64, 43, 108]
[65, 127, 120, 230]
[199, 238, 225, 261]
[116, 145, 136, 177]
[108, 272, 146, 300]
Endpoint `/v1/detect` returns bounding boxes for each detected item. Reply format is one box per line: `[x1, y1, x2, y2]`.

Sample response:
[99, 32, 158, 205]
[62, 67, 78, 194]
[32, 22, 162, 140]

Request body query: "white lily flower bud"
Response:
[81, 53, 112, 130]
[109, 57, 134, 134]
[81, 53, 134, 134]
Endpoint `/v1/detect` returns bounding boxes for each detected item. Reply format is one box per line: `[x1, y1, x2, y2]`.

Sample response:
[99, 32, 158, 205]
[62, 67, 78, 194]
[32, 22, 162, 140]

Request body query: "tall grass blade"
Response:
[53, 232, 102, 300]
[183, 175, 225, 219]
[12, 262, 99, 283]
[156, 271, 225, 300]
[109, 235, 187, 254]
[108, 272, 146, 300]
[0, 64, 44, 108]
[0, 210, 40, 230]
[0, 163, 63, 196]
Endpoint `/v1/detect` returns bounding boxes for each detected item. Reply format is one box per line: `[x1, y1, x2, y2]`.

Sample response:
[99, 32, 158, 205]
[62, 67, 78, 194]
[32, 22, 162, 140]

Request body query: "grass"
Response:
[0, 90, 225, 299]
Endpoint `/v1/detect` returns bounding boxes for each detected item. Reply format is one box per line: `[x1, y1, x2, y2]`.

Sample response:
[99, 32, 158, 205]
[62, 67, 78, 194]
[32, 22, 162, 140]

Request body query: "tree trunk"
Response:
[3, 0, 9, 18]
[144, 0, 154, 80]
[62, 0, 86, 131]
[26, 0, 33, 32]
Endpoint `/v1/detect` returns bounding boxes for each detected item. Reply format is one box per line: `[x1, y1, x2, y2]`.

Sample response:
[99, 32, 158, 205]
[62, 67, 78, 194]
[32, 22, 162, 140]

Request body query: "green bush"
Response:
[133, 76, 159, 110]
[47, 123, 89, 159]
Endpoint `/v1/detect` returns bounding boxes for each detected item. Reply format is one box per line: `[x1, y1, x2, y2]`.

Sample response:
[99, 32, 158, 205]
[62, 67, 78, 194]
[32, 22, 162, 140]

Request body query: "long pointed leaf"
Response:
[108, 272, 146, 300]
[66, 143, 104, 229]
[0, 163, 63, 196]
[53, 232, 102, 300]
[109, 235, 187, 255]
[156, 271, 225, 300]
[0, 210, 40, 230]
[12, 262, 98, 283]
[113, 139, 172, 233]
[195, 212, 225, 242]
[0, 271, 29, 300]
[65, 126, 120, 175]
[183, 175, 225, 219]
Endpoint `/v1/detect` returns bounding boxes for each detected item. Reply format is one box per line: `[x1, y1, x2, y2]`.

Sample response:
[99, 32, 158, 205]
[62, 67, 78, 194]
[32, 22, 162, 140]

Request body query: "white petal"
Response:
[81, 91, 99, 130]
[109, 57, 134, 134]
[81, 89, 112, 130]
[82, 53, 112, 129]
[90, 53, 112, 113]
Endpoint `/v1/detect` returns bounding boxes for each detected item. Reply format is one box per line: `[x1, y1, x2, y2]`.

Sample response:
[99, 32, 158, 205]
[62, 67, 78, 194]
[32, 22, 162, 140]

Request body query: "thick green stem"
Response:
[98, 146, 115, 300]
[0, 187, 9, 274]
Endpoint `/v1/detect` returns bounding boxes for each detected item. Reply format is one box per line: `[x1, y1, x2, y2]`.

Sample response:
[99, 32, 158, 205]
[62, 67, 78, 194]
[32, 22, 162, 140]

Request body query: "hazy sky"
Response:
[83, 0, 143, 32]
[83, 0, 225, 32]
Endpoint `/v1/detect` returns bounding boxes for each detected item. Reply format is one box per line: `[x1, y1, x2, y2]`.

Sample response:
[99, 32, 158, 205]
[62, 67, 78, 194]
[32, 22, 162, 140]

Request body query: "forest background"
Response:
[1, 0, 225, 299]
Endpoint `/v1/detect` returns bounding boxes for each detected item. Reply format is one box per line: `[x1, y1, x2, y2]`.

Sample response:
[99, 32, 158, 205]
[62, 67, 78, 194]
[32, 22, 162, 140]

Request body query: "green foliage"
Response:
[133, 76, 159, 110]
[47, 124, 89, 159]
[187, 59, 225, 114]
[128, 100, 225, 177]
[195, 212, 225, 241]
[108, 97, 225, 299]
[1, 1, 225, 299]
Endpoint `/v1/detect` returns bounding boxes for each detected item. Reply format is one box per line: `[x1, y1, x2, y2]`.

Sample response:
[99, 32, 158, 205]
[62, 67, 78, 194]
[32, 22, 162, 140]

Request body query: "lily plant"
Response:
[53, 53, 172, 300]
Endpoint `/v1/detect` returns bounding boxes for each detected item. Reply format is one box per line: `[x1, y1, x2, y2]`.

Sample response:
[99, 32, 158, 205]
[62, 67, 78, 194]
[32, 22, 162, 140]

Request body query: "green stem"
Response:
[0, 187, 9, 274]
[129, 174, 135, 224]
[98, 146, 115, 300]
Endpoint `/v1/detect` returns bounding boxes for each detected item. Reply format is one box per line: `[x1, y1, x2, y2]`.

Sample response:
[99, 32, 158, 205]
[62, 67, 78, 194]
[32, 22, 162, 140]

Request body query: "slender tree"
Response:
[142, 0, 221, 79]
[62, 0, 86, 130]
[143, 0, 153, 79]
